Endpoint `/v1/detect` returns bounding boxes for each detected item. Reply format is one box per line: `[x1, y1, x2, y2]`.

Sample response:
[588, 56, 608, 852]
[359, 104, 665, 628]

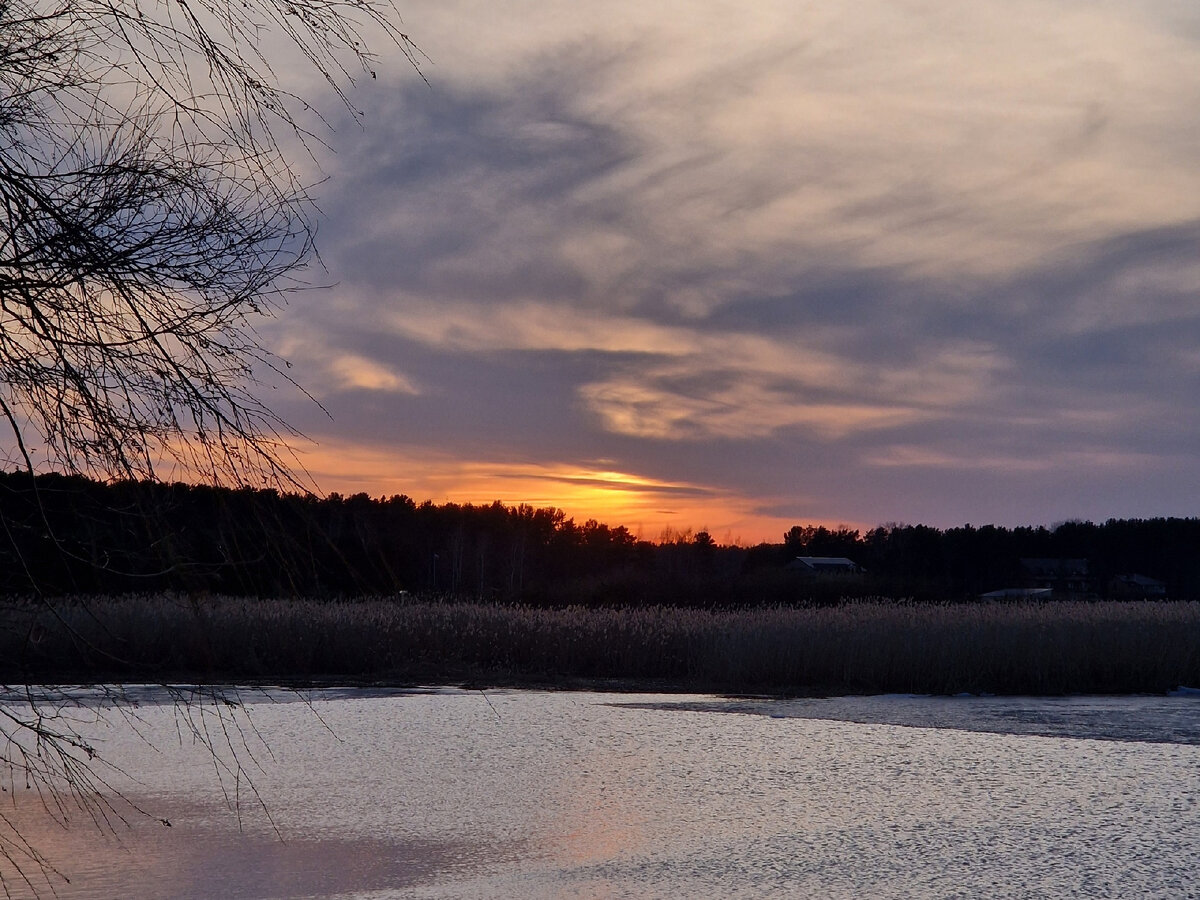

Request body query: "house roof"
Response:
[979, 587, 1054, 600]
[787, 556, 859, 570]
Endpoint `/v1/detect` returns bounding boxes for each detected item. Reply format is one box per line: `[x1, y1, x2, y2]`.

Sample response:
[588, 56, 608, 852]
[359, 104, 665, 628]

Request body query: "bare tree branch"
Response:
[0, 0, 420, 890]
[0, 0, 420, 487]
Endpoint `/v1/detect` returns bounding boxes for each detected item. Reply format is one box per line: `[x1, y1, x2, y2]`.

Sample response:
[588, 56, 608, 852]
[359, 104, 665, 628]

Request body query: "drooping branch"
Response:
[0, 0, 421, 487]
[0, 0, 419, 890]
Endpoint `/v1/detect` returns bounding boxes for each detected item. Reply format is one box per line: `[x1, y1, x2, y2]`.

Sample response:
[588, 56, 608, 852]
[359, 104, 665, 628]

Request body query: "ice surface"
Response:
[619, 693, 1200, 745]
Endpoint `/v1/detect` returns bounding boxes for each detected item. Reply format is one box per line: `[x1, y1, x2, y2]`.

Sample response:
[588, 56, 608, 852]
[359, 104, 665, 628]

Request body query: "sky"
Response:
[260, 0, 1200, 543]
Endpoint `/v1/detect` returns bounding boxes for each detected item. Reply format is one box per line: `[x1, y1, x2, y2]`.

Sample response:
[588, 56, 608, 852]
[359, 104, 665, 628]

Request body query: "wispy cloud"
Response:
[274, 335, 421, 396]
[863, 445, 1166, 474]
[258, 0, 1200, 537]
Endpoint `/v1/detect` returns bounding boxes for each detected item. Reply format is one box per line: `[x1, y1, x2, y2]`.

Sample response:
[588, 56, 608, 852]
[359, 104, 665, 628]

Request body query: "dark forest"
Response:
[1, 471, 1197, 603]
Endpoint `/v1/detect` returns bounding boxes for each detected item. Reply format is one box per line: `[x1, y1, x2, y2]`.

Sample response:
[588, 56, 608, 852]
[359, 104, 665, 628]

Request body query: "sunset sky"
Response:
[262, 0, 1200, 543]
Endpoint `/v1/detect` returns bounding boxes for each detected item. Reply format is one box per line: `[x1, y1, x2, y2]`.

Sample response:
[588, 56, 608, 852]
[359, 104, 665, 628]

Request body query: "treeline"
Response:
[0, 471, 1197, 602]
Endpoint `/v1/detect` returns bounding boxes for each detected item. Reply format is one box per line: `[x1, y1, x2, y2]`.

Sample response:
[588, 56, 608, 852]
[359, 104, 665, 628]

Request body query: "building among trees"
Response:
[785, 556, 864, 576]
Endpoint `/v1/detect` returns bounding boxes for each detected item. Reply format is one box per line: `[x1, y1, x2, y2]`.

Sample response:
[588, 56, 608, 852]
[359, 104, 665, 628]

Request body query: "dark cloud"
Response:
[504, 471, 717, 498]
[260, 2, 1200, 537]
[318, 56, 634, 300]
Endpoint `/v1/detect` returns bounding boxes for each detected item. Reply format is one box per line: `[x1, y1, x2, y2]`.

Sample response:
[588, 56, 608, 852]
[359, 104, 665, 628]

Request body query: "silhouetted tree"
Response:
[0, 0, 420, 487]
[0, 0, 417, 888]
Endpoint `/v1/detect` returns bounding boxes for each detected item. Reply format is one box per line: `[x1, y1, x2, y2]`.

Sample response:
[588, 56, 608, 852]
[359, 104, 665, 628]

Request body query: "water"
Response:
[1, 688, 1198, 898]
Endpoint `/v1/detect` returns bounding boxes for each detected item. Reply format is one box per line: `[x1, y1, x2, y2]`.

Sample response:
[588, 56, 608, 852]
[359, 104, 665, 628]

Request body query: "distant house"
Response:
[1019, 558, 1093, 596]
[786, 556, 863, 576]
[978, 587, 1054, 601]
[1109, 573, 1167, 599]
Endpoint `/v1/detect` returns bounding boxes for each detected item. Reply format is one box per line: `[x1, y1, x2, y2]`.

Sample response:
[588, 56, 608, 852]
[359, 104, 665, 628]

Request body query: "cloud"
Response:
[380, 302, 696, 356]
[290, 438, 791, 539]
[326, 356, 421, 395]
[252, 0, 1200, 537]
[862, 445, 1166, 474]
[309, 0, 1200, 336]
[356, 295, 1015, 441]
[579, 377, 923, 441]
[398, 0, 1200, 281]
[273, 334, 421, 397]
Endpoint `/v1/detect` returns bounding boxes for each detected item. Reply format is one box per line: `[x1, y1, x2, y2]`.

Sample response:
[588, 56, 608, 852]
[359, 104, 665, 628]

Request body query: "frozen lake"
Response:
[2, 688, 1198, 898]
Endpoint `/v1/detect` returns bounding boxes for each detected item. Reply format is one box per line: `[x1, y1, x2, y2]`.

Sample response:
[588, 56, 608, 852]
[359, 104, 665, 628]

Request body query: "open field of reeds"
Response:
[3, 595, 1199, 695]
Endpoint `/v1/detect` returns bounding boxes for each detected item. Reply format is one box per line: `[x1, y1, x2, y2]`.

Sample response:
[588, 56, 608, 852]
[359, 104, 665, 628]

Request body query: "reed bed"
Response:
[3, 595, 1199, 695]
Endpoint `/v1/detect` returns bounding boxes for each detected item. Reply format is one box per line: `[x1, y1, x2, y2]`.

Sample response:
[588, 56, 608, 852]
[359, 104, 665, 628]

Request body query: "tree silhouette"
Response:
[0, 0, 417, 889]
[0, 0, 420, 485]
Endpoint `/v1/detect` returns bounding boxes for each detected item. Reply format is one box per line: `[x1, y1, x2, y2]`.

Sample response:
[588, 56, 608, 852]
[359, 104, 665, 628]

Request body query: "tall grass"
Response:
[3, 595, 1199, 694]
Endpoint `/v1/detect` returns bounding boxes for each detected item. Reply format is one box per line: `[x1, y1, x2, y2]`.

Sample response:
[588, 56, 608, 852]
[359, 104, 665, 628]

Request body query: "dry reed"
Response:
[3, 595, 1198, 695]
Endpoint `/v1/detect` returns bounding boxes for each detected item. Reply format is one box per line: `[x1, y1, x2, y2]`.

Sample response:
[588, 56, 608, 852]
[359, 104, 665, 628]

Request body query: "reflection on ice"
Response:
[0, 788, 524, 900]
[1, 688, 1198, 898]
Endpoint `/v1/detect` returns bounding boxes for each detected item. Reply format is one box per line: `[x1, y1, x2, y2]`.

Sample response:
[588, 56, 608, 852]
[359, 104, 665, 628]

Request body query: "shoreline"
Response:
[6, 672, 1197, 701]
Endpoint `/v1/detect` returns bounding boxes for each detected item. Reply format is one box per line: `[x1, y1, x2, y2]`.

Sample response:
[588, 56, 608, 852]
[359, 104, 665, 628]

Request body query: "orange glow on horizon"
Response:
[291, 440, 858, 545]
